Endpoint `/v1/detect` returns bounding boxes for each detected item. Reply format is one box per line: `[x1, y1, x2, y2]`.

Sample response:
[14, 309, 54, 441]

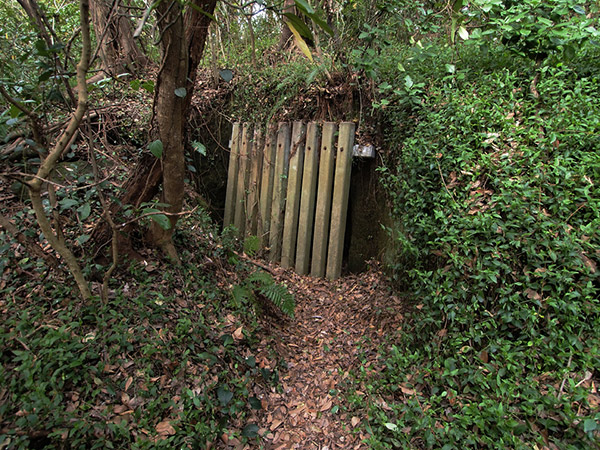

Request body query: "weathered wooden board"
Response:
[326, 122, 356, 279]
[223, 122, 240, 228]
[281, 121, 306, 268]
[257, 124, 277, 248]
[246, 127, 264, 236]
[233, 123, 253, 235]
[295, 122, 320, 275]
[310, 122, 337, 278]
[268, 122, 291, 261]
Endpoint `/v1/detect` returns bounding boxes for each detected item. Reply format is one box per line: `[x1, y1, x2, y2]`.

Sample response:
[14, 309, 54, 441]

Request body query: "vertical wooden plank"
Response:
[246, 126, 264, 236]
[326, 122, 356, 279]
[268, 122, 291, 261]
[295, 122, 320, 275]
[233, 123, 252, 235]
[310, 122, 337, 277]
[281, 121, 306, 268]
[223, 122, 240, 228]
[257, 123, 277, 249]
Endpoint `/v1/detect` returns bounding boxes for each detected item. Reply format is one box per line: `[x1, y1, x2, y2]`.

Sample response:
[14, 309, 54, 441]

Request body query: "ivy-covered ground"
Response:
[0, 201, 404, 449]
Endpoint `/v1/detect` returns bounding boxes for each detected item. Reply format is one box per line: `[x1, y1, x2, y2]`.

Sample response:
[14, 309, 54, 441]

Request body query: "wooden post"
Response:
[326, 122, 355, 279]
[233, 123, 252, 235]
[281, 121, 306, 268]
[223, 122, 240, 228]
[295, 122, 320, 275]
[310, 122, 337, 277]
[257, 123, 277, 249]
[246, 126, 264, 236]
[269, 122, 291, 261]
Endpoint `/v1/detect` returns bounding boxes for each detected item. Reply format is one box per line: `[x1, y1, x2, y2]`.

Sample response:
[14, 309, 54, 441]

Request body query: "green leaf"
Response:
[294, 0, 314, 15]
[309, 13, 333, 36]
[249, 396, 262, 409]
[583, 419, 597, 433]
[149, 140, 163, 158]
[174, 87, 187, 98]
[287, 22, 313, 62]
[59, 198, 79, 210]
[217, 386, 233, 406]
[219, 69, 233, 82]
[458, 26, 469, 40]
[192, 141, 207, 156]
[141, 80, 154, 93]
[221, 334, 234, 346]
[150, 213, 171, 230]
[38, 69, 53, 82]
[445, 64, 456, 74]
[77, 202, 91, 220]
[572, 5, 586, 15]
[284, 13, 313, 39]
[9, 104, 22, 119]
[76, 234, 90, 245]
[35, 40, 48, 56]
[563, 45, 576, 60]
[405, 75, 414, 89]
[385, 423, 398, 431]
[187, 3, 216, 21]
[242, 423, 259, 438]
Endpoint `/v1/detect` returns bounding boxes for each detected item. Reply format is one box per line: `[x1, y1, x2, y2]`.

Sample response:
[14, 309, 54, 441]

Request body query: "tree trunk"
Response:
[90, 0, 217, 260]
[147, 0, 188, 261]
[89, 0, 148, 76]
[27, 0, 93, 301]
[183, 0, 218, 114]
[277, 0, 295, 52]
[245, 10, 258, 69]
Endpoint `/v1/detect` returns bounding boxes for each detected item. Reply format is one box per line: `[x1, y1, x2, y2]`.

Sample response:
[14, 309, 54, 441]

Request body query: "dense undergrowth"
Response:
[0, 210, 280, 449]
[357, 42, 600, 448]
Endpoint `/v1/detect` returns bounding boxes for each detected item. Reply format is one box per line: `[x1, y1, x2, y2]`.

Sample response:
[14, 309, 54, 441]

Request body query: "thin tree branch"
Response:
[117, 207, 198, 229]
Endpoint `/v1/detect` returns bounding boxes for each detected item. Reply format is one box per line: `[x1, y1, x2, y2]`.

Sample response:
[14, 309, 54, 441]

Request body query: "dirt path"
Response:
[249, 265, 405, 449]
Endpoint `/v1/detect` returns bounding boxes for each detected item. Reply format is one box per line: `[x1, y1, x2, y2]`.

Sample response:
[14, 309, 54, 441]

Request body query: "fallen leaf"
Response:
[319, 398, 333, 411]
[400, 384, 415, 396]
[525, 288, 542, 301]
[351, 416, 360, 427]
[233, 326, 244, 340]
[269, 419, 283, 431]
[582, 254, 597, 273]
[480, 350, 489, 363]
[155, 420, 175, 436]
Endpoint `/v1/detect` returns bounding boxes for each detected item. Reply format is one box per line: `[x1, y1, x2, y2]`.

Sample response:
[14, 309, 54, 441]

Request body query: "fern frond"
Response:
[247, 271, 273, 285]
[246, 271, 296, 318]
[260, 282, 295, 318]
[232, 284, 252, 307]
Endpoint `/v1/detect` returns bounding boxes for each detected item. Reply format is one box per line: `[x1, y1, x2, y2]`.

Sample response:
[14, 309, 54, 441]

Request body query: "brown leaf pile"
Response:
[245, 264, 405, 449]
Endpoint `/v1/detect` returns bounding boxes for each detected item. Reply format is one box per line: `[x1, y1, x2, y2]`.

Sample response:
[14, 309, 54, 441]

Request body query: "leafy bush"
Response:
[364, 44, 600, 448]
[0, 210, 264, 449]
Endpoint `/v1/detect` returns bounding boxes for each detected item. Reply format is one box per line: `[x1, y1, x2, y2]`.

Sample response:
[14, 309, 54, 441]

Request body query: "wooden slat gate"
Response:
[224, 121, 356, 280]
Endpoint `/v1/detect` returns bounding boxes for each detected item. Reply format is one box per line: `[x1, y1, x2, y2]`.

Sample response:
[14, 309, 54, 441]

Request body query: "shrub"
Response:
[366, 44, 600, 448]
